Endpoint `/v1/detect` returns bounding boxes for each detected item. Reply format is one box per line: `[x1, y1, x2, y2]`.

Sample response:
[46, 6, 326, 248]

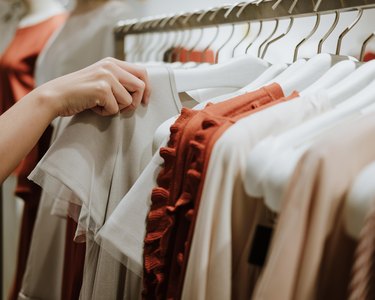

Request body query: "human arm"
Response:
[0, 57, 150, 182]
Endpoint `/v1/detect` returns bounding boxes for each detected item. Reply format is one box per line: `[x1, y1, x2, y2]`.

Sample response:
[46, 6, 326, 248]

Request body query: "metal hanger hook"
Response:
[318, 11, 340, 54]
[258, 19, 279, 58]
[336, 8, 363, 55]
[224, 1, 246, 19]
[202, 25, 220, 63]
[246, 20, 263, 54]
[262, 17, 294, 59]
[294, 13, 321, 61]
[215, 23, 235, 63]
[236, 1, 255, 18]
[360, 32, 375, 61]
[232, 22, 251, 57]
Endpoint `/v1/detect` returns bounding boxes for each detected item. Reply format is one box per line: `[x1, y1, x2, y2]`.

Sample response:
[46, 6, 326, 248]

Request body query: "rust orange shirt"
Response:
[143, 84, 287, 300]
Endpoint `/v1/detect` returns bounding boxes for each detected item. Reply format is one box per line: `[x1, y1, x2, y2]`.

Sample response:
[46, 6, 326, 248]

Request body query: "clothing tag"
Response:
[248, 225, 273, 267]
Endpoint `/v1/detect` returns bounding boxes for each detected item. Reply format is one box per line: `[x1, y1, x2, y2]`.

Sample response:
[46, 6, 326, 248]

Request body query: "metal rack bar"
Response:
[114, 0, 375, 59]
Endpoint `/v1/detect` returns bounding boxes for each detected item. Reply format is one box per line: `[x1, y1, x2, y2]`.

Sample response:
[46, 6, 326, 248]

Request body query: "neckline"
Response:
[165, 65, 199, 112]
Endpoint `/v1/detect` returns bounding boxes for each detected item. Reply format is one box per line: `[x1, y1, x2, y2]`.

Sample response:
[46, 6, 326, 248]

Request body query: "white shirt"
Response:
[182, 93, 332, 300]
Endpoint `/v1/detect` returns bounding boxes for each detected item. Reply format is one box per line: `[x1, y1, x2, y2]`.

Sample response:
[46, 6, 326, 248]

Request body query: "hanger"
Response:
[232, 22, 251, 57]
[360, 32, 375, 61]
[258, 19, 279, 58]
[261, 17, 294, 59]
[318, 11, 340, 54]
[181, 28, 204, 66]
[125, 22, 143, 62]
[294, 13, 320, 61]
[165, 13, 185, 63]
[246, 21, 263, 54]
[215, 3, 240, 63]
[336, 9, 363, 55]
[172, 5, 270, 92]
[271, 8, 359, 96]
[155, 16, 175, 62]
[144, 18, 165, 62]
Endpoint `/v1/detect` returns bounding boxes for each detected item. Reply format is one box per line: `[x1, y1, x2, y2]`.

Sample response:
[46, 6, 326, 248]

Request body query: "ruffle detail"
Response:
[143, 113, 224, 300]
[143, 84, 285, 300]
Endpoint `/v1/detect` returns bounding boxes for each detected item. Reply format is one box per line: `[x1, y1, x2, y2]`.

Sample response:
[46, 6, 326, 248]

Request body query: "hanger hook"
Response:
[202, 25, 220, 63]
[360, 32, 375, 62]
[272, 0, 284, 10]
[314, 0, 323, 12]
[288, 0, 299, 14]
[187, 28, 204, 62]
[246, 20, 263, 54]
[196, 8, 212, 23]
[318, 11, 339, 54]
[262, 17, 294, 59]
[215, 24, 235, 63]
[144, 18, 165, 61]
[224, 2, 246, 19]
[236, 1, 254, 17]
[336, 8, 363, 55]
[209, 7, 222, 22]
[155, 15, 175, 61]
[294, 13, 320, 61]
[258, 19, 279, 58]
[232, 22, 251, 57]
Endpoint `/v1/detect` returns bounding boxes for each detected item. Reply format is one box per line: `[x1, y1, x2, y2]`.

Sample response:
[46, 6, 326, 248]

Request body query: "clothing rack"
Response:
[114, 0, 375, 60]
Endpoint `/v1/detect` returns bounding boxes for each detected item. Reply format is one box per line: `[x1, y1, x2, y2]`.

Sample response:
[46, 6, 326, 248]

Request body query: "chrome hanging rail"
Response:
[114, 0, 375, 59]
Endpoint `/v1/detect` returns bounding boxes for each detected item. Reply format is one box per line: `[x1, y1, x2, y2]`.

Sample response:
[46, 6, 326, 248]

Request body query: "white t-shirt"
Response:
[244, 88, 371, 213]
[182, 93, 333, 300]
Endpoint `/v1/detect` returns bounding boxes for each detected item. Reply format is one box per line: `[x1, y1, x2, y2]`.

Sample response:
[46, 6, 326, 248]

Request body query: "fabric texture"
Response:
[348, 202, 375, 300]
[181, 92, 336, 300]
[143, 84, 285, 299]
[19, 3, 132, 299]
[29, 66, 185, 300]
[253, 113, 375, 300]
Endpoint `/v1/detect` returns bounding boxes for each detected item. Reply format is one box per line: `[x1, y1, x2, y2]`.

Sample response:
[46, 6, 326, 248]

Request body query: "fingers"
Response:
[100, 57, 151, 105]
[92, 90, 119, 116]
[107, 63, 146, 110]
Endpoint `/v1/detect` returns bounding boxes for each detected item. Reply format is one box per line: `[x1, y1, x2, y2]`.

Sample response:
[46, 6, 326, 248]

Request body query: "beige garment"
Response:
[252, 113, 375, 300]
[348, 200, 375, 300]
[30, 66, 184, 300]
[20, 3, 133, 300]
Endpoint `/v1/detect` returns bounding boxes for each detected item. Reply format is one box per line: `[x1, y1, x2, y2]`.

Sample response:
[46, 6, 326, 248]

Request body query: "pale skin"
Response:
[0, 57, 151, 183]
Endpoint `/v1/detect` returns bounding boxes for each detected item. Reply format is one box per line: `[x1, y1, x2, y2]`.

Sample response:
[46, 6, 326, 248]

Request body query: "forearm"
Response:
[0, 89, 57, 182]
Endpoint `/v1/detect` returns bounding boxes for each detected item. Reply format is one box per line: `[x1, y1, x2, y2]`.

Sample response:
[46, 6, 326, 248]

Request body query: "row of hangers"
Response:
[122, 0, 375, 64]
[117, 0, 375, 239]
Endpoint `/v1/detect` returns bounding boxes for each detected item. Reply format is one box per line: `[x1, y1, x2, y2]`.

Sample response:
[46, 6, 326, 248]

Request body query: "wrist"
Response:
[27, 86, 61, 121]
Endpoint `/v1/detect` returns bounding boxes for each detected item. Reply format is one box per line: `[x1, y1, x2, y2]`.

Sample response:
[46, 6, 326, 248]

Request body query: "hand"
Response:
[35, 57, 151, 117]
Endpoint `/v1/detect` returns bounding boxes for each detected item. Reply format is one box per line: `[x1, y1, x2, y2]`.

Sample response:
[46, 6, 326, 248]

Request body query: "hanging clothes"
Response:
[251, 113, 375, 300]
[142, 83, 289, 299]
[182, 92, 332, 300]
[0, 14, 67, 300]
[29, 66, 195, 300]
